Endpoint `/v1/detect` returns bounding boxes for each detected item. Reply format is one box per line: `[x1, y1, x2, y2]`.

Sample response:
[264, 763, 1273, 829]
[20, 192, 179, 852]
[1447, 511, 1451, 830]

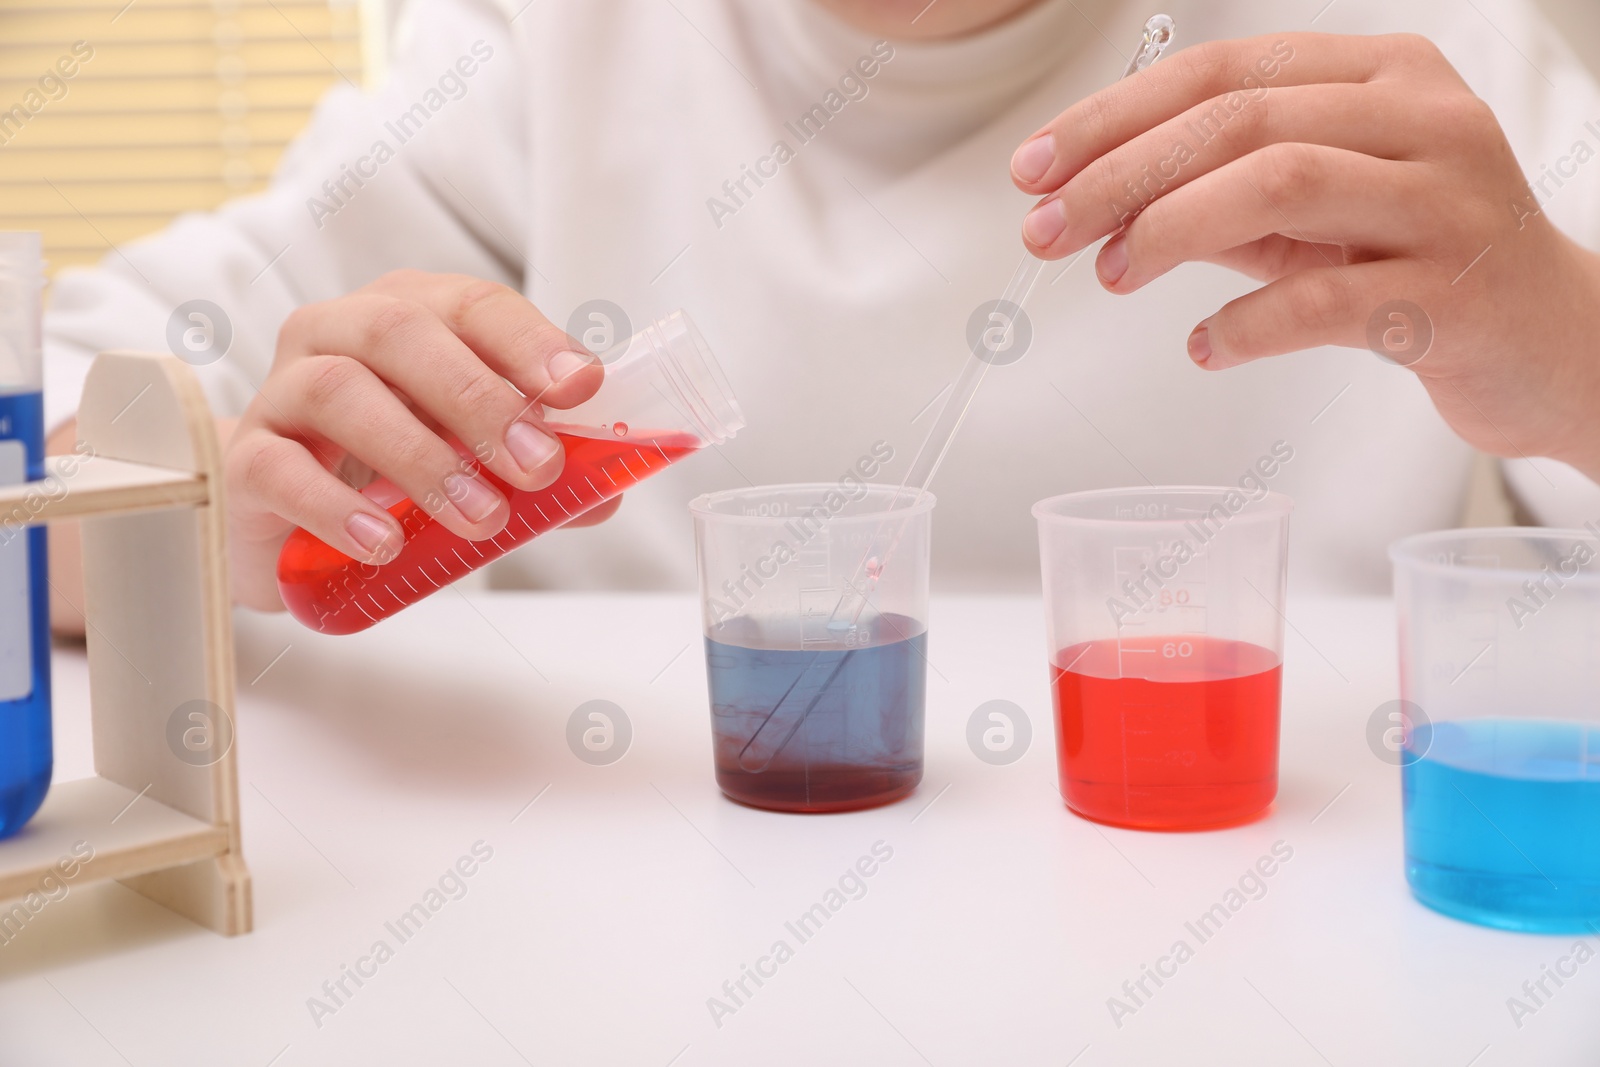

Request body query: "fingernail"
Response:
[1098, 234, 1129, 287]
[505, 419, 561, 473]
[345, 513, 399, 562]
[1023, 199, 1067, 249]
[1188, 323, 1212, 364]
[1011, 135, 1056, 184]
[444, 471, 503, 523]
[549, 349, 597, 381]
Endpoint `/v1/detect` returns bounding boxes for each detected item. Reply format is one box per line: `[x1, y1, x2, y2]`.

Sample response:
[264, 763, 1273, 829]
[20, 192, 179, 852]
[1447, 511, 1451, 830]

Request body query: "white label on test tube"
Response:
[0, 440, 31, 700]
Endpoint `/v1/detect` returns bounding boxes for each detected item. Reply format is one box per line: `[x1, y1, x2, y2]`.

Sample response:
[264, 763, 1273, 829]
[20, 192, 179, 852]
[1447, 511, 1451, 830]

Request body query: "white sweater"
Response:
[40, 0, 1600, 594]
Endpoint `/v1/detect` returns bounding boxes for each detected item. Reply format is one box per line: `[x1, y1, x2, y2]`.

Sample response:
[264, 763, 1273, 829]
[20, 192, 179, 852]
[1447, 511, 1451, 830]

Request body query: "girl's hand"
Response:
[225, 271, 612, 611]
[1011, 32, 1600, 481]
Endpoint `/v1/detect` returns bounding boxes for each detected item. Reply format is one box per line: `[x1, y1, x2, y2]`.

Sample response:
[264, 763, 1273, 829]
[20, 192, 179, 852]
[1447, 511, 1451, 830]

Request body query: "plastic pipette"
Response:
[826, 12, 1179, 631]
[736, 15, 1178, 773]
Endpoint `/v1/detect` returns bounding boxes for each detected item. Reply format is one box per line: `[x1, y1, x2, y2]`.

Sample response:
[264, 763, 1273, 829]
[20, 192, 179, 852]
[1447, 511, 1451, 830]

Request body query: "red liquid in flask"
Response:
[1051, 635, 1281, 830]
[278, 429, 698, 634]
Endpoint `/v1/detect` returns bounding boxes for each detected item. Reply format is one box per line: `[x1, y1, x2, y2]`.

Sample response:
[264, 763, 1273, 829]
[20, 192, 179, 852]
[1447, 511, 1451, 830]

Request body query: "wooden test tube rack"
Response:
[0, 352, 250, 936]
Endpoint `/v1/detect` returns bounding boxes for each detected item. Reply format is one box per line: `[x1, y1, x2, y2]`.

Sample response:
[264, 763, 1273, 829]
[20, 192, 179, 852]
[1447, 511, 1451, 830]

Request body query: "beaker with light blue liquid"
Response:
[1391, 529, 1600, 933]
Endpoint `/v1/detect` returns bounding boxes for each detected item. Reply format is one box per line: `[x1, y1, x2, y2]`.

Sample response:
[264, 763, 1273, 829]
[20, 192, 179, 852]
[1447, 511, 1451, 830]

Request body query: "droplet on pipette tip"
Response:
[613, 421, 628, 437]
[1146, 14, 1175, 48]
[1124, 14, 1176, 78]
[865, 557, 884, 581]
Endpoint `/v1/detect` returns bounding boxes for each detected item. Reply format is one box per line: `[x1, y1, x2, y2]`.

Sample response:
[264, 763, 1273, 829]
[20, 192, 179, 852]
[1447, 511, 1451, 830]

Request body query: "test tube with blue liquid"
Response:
[1391, 528, 1600, 933]
[0, 232, 52, 840]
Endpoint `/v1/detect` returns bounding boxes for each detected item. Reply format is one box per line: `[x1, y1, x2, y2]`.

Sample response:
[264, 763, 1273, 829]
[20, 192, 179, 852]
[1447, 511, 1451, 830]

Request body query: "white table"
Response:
[0, 593, 1595, 1066]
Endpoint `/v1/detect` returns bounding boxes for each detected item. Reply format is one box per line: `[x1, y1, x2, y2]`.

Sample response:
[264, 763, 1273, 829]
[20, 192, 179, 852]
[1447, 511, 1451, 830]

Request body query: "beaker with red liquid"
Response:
[1033, 486, 1292, 830]
[278, 311, 744, 634]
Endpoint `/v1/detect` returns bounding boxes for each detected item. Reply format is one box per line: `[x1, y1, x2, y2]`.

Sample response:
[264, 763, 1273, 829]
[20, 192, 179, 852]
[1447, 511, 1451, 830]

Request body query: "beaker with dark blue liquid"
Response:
[691, 483, 932, 813]
[0, 232, 52, 841]
[1391, 529, 1600, 933]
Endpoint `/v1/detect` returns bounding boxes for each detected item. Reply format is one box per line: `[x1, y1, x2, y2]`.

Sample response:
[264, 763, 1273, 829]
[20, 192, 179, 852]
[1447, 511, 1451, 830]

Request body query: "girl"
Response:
[40, 0, 1600, 617]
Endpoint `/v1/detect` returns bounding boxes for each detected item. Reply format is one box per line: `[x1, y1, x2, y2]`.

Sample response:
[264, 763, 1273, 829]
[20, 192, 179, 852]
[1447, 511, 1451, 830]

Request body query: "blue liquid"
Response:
[0, 391, 51, 840]
[705, 613, 925, 812]
[1403, 719, 1600, 933]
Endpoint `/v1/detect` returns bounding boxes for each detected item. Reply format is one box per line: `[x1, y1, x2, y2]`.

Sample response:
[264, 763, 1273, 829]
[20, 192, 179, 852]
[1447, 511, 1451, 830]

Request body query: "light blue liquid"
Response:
[0, 390, 51, 840]
[1403, 719, 1600, 933]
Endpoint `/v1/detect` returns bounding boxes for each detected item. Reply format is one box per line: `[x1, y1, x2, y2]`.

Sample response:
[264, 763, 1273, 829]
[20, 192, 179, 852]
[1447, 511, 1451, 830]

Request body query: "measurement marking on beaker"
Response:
[383, 583, 402, 604]
[585, 476, 600, 498]
[403, 576, 420, 594]
[553, 495, 571, 516]
[618, 454, 636, 479]
[601, 465, 617, 487]
[533, 503, 550, 523]
[468, 540, 486, 558]
[518, 514, 536, 534]
[353, 600, 376, 623]
[653, 441, 671, 463]
[568, 485, 583, 509]
[453, 548, 473, 570]
[419, 563, 441, 588]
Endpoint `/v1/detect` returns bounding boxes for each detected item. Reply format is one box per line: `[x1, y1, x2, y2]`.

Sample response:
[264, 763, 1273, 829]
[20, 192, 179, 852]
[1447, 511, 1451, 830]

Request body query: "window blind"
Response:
[0, 0, 369, 276]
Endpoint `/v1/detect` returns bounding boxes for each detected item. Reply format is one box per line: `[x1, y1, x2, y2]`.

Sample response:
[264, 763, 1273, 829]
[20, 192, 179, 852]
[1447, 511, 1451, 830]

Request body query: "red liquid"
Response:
[278, 431, 697, 634]
[1051, 635, 1281, 831]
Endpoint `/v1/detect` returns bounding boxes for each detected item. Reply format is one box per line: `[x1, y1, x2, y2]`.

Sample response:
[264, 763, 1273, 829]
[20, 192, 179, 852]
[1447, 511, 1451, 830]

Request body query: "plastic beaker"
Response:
[689, 483, 933, 813]
[1390, 527, 1600, 933]
[277, 310, 744, 634]
[1033, 486, 1292, 830]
